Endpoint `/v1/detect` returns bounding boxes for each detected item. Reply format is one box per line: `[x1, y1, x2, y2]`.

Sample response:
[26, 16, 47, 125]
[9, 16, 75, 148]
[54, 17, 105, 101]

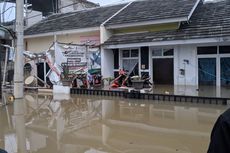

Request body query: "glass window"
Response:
[131, 49, 139, 57]
[163, 48, 174, 56]
[220, 46, 230, 54]
[152, 48, 162, 56]
[123, 59, 138, 72]
[197, 46, 217, 55]
[122, 50, 130, 57]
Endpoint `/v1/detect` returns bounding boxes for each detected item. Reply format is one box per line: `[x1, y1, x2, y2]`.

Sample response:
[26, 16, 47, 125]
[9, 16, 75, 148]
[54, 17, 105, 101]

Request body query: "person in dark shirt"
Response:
[207, 108, 230, 153]
[0, 149, 7, 153]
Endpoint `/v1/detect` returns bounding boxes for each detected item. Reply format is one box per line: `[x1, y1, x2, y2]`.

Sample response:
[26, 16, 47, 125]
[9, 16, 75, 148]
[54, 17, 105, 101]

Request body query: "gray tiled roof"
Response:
[105, 0, 198, 26]
[24, 4, 126, 36]
[104, 0, 230, 45]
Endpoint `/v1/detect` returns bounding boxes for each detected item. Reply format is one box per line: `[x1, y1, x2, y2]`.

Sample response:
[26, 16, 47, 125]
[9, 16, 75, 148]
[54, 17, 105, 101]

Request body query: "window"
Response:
[122, 49, 139, 58]
[121, 49, 139, 75]
[219, 46, 230, 54]
[163, 48, 174, 56]
[152, 48, 162, 56]
[197, 46, 217, 55]
[122, 50, 130, 57]
[152, 48, 174, 57]
[131, 49, 139, 57]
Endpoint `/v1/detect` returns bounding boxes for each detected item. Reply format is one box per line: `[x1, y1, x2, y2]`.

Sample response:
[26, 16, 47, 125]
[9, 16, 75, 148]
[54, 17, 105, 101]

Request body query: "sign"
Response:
[80, 35, 100, 46]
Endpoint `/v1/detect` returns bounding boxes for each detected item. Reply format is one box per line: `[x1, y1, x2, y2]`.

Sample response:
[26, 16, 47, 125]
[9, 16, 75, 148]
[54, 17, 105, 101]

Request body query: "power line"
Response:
[0, 5, 15, 15]
[0, 24, 16, 39]
[7, 2, 13, 19]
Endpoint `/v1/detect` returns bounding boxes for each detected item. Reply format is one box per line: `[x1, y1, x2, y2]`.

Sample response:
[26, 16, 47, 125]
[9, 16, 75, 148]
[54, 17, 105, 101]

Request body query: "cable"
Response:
[7, 3, 13, 20]
[187, 61, 230, 82]
[0, 24, 16, 39]
[2, 0, 7, 23]
[0, 5, 15, 15]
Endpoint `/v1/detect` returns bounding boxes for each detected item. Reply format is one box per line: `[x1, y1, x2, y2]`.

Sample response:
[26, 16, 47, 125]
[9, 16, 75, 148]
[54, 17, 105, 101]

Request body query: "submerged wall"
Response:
[174, 45, 198, 86]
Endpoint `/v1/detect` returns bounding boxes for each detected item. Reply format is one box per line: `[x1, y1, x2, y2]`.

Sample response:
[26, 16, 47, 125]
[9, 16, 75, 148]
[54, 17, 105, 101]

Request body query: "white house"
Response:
[24, 0, 230, 92]
[101, 0, 230, 90]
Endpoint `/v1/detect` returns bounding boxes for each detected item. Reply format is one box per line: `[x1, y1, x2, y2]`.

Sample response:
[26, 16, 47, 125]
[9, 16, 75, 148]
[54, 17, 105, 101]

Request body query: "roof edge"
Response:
[101, 1, 133, 26]
[103, 37, 230, 49]
[24, 27, 100, 39]
[105, 17, 187, 30]
[188, 0, 202, 20]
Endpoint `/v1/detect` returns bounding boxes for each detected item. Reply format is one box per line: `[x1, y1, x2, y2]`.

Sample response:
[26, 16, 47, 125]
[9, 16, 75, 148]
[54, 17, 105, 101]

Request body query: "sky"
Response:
[0, 0, 221, 22]
[0, 0, 130, 22]
[0, 2, 15, 22]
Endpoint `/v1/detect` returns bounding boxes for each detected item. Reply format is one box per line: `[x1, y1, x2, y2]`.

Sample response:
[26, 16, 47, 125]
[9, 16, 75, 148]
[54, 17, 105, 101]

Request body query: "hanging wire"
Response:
[0, 25, 16, 39]
[6, 2, 13, 20]
[187, 61, 230, 82]
[0, 5, 15, 15]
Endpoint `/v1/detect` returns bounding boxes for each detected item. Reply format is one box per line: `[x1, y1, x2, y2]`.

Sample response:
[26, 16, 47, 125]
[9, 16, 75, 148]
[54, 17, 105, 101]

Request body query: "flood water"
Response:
[0, 94, 228, 153]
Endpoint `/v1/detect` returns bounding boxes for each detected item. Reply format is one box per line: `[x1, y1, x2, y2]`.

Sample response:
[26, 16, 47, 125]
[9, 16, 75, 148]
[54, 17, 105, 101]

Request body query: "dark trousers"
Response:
[0, 149, 7, 153]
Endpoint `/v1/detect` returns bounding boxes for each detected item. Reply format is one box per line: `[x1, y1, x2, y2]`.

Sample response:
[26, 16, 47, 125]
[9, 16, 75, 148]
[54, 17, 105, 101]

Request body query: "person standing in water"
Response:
[207, 108, 230, 153]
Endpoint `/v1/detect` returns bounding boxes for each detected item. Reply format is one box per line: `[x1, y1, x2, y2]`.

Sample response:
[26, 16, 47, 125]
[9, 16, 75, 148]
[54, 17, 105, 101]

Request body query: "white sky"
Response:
[0, 2, 15, 22]
[1, 0, 131, 22]
[0, 0, 222, 22]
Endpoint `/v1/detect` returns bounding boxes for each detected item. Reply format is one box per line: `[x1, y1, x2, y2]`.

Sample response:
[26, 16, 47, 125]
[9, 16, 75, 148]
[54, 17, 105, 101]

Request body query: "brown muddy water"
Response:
[0, 94, 228, 153]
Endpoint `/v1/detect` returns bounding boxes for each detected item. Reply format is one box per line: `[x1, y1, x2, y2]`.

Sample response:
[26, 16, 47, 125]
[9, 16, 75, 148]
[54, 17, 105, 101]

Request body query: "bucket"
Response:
[25, 76, 36, 86]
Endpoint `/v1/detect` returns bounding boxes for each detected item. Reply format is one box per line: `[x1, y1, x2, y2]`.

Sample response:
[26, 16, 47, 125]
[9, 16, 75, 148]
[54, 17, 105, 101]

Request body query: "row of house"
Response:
[24, 0, 230, 87]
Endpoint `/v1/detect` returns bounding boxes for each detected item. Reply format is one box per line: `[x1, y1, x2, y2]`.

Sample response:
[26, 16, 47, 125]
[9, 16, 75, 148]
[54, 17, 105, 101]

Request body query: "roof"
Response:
[105, 0, 199, 27]
[104, 0, 230, 45]
[24, 4, 126, 36]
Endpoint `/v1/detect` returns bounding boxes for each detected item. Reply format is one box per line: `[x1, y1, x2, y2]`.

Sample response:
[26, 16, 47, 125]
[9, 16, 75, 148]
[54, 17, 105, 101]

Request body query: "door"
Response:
[221, 57, 230, 86]
[153, 58, 174, 84]
[198, 58, 216, 86]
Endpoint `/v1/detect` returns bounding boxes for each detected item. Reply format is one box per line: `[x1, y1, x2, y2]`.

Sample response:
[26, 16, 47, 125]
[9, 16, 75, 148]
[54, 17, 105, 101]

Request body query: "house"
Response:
[24, 4, 126, 52]
[25, 0, 230, 90]
[101, 0, 230, 90]
[59, 0, 99, 13]
[24, 4, 127, 84]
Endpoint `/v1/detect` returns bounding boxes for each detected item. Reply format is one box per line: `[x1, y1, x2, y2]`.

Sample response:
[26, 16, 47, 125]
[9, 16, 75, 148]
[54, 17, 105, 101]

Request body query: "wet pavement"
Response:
[0, 94, 228, 153]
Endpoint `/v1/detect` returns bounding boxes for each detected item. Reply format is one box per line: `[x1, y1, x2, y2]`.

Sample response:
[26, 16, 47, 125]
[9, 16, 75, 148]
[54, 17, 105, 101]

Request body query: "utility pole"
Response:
[0, 47, 2, 100]
[0, 2, 2, 100]
[25, 0, 28, 27]
[14, 0, 24, 99]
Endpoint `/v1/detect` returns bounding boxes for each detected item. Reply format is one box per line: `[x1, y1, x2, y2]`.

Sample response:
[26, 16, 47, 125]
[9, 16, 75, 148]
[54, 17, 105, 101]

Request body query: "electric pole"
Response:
[0, 2, 2, 100]
[14, 0, 24, 98]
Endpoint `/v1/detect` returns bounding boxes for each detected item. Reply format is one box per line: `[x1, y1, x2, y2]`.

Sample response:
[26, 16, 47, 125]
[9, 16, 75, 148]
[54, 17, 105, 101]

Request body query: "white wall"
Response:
[174, 45, 198, 86]
[59, 0, 74, 13]
[25, 31, 100, 53]
[101, 49, 114, 78]
[100, 26, 114, 78]
[27, 10, 43, 27]
[100, 26, 112, 44]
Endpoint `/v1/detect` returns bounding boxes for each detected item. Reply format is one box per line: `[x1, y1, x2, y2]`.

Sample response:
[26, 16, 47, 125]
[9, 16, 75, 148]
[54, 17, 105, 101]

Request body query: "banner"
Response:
[58, 43, 88, 74]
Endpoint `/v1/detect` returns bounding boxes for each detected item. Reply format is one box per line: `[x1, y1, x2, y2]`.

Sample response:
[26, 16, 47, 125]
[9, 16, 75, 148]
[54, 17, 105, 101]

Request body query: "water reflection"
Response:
[151, 85, 230, 98]
[0, 94, 227, 153]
